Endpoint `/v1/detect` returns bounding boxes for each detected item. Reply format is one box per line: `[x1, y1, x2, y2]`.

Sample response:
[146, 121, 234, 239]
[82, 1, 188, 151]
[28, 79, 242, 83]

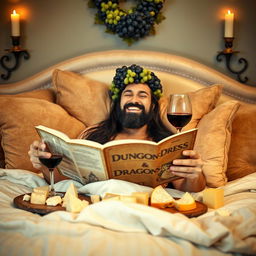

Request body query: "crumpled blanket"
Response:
[0, 168, 256, 255]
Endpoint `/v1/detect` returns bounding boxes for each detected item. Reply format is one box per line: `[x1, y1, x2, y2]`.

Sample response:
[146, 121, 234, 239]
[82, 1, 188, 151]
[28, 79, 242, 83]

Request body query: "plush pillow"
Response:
[226, 103, 256, 180]
[0, 97, 86, 172]
[53, 69, 111, 127]
[0, 88, 56, 102]
[194, 100, 240, 187]
[160, 85, 222, 132]
[0, 89, 56, 168]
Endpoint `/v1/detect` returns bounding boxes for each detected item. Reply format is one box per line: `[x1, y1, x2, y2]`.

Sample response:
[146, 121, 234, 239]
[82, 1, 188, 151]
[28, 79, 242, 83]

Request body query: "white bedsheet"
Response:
[0, 168, 256, 256]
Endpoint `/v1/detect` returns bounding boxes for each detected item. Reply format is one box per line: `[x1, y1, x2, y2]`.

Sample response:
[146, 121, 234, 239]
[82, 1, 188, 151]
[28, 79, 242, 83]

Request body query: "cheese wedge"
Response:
[33, 185, 49, 193]
[33, 186, 49, 199]
[174, 192, 196, 211]
[120, 195, 137, 203]
[131, 192, 149, 205]
[30, 192, 48, 205]
[90, 194, 101, 204]
[65, 194, 89, 213]
[46, 196, 62, 206]
[202, 188, 224, 209]
[23, 194, 31, 202]
[62, 182, 78, 207]
[150, 185, 175, 208]
[102, 193, 120, 201]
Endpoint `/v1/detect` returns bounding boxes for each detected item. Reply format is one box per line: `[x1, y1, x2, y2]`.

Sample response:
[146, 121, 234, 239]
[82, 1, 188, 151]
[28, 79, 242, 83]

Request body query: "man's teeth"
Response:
[128, 107, 140, 111]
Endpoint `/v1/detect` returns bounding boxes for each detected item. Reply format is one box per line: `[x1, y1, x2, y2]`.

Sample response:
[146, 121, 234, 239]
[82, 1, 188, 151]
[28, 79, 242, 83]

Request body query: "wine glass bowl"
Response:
[38, 138, 63, 197]
[167, 94, 192, 133]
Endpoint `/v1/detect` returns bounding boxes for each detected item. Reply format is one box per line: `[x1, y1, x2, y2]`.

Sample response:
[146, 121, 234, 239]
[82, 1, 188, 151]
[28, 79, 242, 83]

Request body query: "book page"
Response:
[104, 129, 197, 187]
[68, 144, 108, 183]
[36, 125, 108, 184]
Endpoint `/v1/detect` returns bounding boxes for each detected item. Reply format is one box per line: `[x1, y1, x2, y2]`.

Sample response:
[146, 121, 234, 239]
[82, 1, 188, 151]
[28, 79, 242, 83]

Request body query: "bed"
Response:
[0, 50, 256, 256]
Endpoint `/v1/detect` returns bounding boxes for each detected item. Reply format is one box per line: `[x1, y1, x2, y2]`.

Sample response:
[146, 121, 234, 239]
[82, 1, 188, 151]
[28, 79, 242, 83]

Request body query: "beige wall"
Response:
[0, 0, 255, 86]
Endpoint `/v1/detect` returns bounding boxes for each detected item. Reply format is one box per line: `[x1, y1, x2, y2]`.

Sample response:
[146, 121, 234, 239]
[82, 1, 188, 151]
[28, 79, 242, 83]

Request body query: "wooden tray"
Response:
[13, 193, 91, 215]
[14, 193, 207, 217]
[157, 199, 208, 218]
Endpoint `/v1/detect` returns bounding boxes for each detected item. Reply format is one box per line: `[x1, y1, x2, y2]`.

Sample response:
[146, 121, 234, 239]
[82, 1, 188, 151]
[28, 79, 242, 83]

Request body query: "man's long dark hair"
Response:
[85, 94, 173, 144]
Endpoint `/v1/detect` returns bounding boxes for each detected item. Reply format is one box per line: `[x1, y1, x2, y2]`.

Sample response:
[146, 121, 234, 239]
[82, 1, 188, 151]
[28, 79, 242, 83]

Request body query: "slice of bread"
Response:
[150, 185, 175, 208]
[174, 192, 196, 211]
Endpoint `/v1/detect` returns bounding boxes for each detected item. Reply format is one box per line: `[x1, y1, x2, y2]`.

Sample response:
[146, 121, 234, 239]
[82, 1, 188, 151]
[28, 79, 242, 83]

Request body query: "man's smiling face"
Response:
[119, 83, 153, 129]
[120, 83, 152, 114]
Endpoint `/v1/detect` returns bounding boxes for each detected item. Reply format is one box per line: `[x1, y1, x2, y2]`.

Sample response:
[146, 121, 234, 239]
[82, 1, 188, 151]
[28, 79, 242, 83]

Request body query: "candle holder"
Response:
[216, 37, 248, 83]
[0, 36, 30, 80]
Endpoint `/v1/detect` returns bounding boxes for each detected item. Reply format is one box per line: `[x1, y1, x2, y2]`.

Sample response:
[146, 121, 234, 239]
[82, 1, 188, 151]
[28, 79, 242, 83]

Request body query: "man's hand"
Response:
[28, 140, 51, 170]
[170, 150, 205, 192]
[170, 150, 203, 180]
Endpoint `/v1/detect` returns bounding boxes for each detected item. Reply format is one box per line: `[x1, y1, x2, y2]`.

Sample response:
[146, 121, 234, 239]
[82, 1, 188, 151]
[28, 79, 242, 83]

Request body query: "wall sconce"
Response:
[0, 36, 30, 80]
[216, 10, 248, 83]
[0, 10, 30, 80]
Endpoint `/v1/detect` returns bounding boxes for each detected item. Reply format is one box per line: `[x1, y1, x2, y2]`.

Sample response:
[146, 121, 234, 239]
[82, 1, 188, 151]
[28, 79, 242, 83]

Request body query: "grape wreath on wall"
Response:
[88, 0, 166, 45]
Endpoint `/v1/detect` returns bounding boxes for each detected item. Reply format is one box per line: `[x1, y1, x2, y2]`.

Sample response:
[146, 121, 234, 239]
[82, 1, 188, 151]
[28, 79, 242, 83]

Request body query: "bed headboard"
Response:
[1, 50, 256, 104]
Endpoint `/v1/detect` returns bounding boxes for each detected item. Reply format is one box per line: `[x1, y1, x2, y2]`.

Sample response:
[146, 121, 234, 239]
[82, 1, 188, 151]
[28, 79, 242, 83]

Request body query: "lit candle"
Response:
[11, 10, 20, 36]
[224, 10, 234, 38]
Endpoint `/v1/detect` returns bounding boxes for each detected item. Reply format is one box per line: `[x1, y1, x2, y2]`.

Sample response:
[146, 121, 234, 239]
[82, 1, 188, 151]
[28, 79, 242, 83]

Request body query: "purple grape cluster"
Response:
[89, 0, 165, 43]
[110, 64, 163, 100]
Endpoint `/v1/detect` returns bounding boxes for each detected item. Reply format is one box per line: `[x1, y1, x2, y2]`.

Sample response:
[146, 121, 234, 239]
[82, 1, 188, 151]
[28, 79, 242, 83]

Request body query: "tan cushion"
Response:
[53, 69, 111, 126]
[0, 89, 56, 168]
[0, 97, 86, 172]
[160, 85, 222, 132]
[0, 88, 56, 102]
[194, 101, 240, 187]
[226, 104, 256, 180]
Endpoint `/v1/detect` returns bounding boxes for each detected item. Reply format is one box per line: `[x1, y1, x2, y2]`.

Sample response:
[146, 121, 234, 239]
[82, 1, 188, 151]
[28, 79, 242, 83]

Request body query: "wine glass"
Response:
[38, 138, 63, 197]
[167, 94, 192, 133]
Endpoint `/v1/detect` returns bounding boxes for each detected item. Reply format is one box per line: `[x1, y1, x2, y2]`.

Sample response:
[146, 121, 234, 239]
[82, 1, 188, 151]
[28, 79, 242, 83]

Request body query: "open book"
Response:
[36, 125, 198, 187]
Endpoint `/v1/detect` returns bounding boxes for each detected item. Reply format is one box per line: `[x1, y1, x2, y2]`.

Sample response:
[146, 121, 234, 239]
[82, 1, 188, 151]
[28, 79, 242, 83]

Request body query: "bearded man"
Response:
[29, 65, 205, 192]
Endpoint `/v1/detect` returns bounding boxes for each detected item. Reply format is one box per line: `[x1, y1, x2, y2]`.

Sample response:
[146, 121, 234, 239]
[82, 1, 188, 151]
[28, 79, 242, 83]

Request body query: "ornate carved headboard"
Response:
[1, 50, 256, 104]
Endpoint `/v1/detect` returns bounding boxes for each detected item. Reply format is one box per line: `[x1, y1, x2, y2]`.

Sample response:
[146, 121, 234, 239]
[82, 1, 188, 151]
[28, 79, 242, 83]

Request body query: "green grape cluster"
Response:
[140, 69, 152, 83]
[153, 89, 162, 98]
[105, 9, 125, 25]
[124, 69, 136, 84]
[100, 1, 117, 12]
[110, 82, 120, 100]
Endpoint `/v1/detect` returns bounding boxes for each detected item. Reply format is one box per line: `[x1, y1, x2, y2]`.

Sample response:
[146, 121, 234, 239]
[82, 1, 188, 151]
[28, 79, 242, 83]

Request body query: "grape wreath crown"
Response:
[88, 0, 165, 45]
[110, 64, 163, 100]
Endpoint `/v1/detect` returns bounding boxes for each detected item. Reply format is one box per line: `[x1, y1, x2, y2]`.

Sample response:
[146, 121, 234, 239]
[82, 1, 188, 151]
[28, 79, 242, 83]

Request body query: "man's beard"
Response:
[118, 103, 152, 129]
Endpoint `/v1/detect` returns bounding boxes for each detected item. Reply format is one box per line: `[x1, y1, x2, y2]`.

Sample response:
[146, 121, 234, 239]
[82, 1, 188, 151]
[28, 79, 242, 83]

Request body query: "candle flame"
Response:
[228, 10, 231, 14]
[13, 10, 17, 15]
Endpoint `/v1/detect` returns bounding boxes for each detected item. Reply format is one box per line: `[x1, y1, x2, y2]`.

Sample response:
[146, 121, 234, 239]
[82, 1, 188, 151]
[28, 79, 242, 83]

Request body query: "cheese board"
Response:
[13, 193, 207, 217]
[159, 200, 207, 218]
[13, 193, 91, 215]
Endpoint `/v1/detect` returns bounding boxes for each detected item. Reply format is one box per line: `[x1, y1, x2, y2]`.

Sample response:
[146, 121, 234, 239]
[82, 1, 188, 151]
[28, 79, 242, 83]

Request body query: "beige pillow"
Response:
[226, 103, 256, 180]
[194, 100, 240, 187]
[0, 97, 86, 172]
[160, 85, 222, 132]
[53, 69, 111, 126]
[0, 88, 56, 102]
[0, 89, 56, 168]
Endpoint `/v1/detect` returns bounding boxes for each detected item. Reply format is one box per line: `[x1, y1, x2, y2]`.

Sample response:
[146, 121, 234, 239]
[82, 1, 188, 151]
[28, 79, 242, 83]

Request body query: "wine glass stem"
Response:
[49, 168, 55, 196]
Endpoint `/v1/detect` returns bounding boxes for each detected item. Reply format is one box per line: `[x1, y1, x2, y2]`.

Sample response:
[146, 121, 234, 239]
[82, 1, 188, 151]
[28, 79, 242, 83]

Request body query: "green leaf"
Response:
[155, 13, 166, 24]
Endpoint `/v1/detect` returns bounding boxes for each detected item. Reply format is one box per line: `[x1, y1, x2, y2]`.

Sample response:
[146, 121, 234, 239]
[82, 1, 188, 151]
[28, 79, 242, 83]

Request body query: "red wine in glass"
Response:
[38, 139, 63, 196]
[167, 113, 192, 131]
[39, 154, 63, 170]
[167, 94, 192, 133]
